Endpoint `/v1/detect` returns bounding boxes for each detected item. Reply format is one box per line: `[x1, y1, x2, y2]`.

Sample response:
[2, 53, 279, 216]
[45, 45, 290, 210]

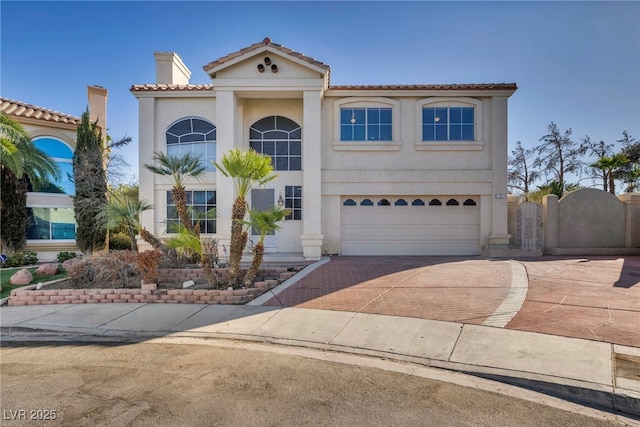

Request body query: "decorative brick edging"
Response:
[8, 269, 300, 307]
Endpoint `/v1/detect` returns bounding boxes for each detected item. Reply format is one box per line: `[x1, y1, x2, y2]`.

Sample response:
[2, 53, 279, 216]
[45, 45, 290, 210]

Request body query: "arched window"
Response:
[343, 199, 357, 206]
[446, 198, 460, 206]
[32, 137, 74, 195]
[250, 116, 301, 171]
[378, 199, 390, 206]
[412, 199, 425, 206]
[394, 199, 408, 206]
[361, 199, 374, 206]
[463, 199, 477, 206]
[429, 199, 442, 206]
[166, 117, 216, 172]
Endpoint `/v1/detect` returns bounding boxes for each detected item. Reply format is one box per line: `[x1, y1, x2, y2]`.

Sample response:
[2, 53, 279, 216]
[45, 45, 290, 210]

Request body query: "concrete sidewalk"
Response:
[1, 302, 638, 418]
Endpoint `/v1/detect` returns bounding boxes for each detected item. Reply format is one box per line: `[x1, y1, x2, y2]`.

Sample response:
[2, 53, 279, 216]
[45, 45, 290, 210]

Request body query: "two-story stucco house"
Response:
[0, 87, 107, 261]
[132, 38, 517, 260]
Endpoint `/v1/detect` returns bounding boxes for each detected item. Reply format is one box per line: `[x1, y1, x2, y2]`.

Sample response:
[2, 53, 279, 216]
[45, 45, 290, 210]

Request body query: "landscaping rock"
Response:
[62, 257, 80, 271]
[10, 268, 33, 285]
[183, 280, 195, 288]
[35, 263, 59, 276]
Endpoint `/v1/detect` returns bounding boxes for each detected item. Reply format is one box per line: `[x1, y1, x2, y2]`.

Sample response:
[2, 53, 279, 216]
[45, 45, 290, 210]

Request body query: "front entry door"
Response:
[250, 188, 277, 250]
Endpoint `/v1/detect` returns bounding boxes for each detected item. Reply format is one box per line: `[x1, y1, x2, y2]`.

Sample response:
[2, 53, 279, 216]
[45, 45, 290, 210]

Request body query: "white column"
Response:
[301, 90, 323, 259]
[489, 96, 510, 247]
[138, 97, 155, 250]
[215, 91, 237, 253]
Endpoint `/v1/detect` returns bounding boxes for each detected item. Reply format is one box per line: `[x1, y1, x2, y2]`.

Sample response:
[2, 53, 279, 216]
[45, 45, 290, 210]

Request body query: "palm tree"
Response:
[144, 151, 206, 235]
[0, 113, 59, 189]
[241, 206, 289, 287]
[98, 192, 153, 252]
[213, 148, 278, 287]
[165, 223, 217, 287]
[591, 154, 630, 195]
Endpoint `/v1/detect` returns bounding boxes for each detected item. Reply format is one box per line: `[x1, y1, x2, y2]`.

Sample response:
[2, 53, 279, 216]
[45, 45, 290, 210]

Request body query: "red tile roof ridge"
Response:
[329, 83, 518, 90]
[202, 38, 330, 73]
[130, 83, 214, 92]
[0, 97, 80, 124]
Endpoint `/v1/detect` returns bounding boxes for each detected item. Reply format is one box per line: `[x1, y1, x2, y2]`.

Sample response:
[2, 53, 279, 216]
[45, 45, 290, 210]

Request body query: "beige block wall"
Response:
[559, 189, 626, 248]
[541, 189, 640, 255]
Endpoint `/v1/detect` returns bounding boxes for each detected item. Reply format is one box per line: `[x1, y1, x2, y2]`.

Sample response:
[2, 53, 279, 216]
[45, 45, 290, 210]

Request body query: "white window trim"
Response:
[333, 97, 401, 151]
[415, 97, 484, 151]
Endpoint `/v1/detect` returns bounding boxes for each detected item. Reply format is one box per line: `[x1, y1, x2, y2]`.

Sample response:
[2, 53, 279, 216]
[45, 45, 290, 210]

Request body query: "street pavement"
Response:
[1, 255, 639, 420]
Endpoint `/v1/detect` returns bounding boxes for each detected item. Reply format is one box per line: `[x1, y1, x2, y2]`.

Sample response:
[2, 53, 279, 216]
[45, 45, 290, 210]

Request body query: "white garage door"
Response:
[341, 196, 479, 256]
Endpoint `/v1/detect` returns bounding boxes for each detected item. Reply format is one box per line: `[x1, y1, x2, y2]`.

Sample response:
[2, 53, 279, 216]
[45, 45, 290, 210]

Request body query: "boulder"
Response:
[183, 280, 195, 289]
[35, 263, 59, 276]
[62, 257, 80, 271]
[10, 268, 33, 285]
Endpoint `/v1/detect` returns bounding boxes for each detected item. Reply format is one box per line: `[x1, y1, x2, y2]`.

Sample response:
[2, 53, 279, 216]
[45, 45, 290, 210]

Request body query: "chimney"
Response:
[154, 52, 191, 85]
[87, 85, 108, 141]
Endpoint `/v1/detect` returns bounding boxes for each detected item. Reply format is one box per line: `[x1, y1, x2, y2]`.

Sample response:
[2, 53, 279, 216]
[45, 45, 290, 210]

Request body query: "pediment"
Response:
[202, 38, 329, 81]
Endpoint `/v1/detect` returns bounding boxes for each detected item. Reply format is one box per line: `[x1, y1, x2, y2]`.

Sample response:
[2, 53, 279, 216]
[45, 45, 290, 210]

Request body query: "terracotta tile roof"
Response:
[130, 82, 518, 93]
[202, 37, 330, 73]
[130, 83, 214, 92]
[0, 97, 80, 125]
[329, 83, 518, 91]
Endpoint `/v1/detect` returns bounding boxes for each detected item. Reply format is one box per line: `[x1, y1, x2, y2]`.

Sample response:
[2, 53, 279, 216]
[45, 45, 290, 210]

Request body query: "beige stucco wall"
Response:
[215, 53, 323, 81]
[559, 189, 626, 248]
[541, 189, 640, 255]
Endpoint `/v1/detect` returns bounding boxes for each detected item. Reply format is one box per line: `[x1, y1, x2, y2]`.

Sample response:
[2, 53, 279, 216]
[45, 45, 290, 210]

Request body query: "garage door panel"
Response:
[341, 196, 480, 256]
[342, 224, 478, 241]
[342, 208, 478, 225]
[342, 240, 479, 256]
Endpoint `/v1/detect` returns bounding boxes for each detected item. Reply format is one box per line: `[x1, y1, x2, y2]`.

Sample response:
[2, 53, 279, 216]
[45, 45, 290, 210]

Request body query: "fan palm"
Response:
[213, 148, 278, 287]
[591, 154, 630, 195]
[166, 223, 217, 286]
[0, 113, 59, 189]
[98, 192, 153, 252]
[241, 206, 289, 287]
[144, 151, 206, 235]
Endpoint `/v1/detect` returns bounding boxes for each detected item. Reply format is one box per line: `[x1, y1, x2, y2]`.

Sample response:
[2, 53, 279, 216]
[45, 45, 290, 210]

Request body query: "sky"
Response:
[1, 1, 639, 187]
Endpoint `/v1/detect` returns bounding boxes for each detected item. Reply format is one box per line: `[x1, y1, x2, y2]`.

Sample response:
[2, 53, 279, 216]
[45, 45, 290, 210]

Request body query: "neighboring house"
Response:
[132, 38, 517, 260]
[0, 86, 107, 261]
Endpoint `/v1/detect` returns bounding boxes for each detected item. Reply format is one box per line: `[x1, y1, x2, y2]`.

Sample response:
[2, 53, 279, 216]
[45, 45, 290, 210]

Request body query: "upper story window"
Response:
[340, 107, 392, 141]
[422, 107, 474, 141]
[32, 137, 74, 195]
[416, 98, 483, 150]
[249, 116, 301, 171]
[334, 98, 400, 151]
[166, 117, 216, 172]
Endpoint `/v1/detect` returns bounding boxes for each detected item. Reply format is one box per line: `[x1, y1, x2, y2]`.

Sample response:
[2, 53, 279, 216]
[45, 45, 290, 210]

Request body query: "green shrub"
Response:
[57, 251, 77, 263]
[109, 232, 133, 250]
[4, 250, 38, 268]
